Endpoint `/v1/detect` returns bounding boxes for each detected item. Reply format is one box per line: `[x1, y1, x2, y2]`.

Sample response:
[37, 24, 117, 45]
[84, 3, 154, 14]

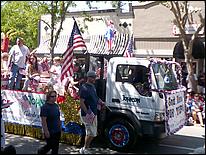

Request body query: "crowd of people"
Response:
[185, 91, 205, 127]
[181, 63, 205, 127]
[1, 37, 87, 98]
[1, 37, 106, 154]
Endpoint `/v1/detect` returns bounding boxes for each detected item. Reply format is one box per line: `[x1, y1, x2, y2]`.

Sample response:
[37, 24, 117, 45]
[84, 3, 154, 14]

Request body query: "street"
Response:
[4, 124, 205, 154]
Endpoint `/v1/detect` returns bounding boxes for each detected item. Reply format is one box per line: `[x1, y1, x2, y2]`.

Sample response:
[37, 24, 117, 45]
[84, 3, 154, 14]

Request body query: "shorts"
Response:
[80, 111, 97, 137]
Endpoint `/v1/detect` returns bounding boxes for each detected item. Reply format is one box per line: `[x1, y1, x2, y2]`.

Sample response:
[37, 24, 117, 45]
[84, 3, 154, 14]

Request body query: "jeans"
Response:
[38, 132, 61, 154]
[8, 63, 23, 90]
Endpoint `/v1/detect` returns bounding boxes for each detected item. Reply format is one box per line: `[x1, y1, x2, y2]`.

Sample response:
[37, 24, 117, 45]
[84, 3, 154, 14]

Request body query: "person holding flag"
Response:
[79, 71, 105, 154]
[104, 20, 116, 51]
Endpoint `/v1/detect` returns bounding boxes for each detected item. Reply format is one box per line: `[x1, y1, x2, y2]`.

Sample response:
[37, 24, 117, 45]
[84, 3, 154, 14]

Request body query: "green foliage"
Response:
[1, 1, 48, 48]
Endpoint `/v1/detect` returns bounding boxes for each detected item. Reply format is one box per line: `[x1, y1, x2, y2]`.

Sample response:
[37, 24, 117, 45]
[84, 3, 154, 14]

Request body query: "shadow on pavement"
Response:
[5, 132, 205, 154]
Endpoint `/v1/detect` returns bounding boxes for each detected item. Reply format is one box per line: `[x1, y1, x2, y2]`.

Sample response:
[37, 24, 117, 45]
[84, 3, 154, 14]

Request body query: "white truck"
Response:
[94, 57, 186, 151]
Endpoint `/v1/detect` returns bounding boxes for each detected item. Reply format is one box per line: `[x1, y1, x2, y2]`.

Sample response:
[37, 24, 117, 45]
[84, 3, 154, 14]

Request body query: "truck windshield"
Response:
[152, 63, 178, 90]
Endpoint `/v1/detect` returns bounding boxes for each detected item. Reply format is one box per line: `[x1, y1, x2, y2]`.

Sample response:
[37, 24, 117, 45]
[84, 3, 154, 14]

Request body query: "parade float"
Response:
[1, 88, 85, 146]
[1, 56, 187, 151]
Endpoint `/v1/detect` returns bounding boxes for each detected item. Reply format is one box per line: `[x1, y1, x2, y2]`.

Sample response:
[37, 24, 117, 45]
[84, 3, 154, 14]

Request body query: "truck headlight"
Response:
[154, 112, 165, 121]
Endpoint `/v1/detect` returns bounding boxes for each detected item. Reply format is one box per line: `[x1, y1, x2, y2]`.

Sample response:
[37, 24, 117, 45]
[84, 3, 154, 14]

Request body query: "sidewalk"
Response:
[5, 133, 118, 154]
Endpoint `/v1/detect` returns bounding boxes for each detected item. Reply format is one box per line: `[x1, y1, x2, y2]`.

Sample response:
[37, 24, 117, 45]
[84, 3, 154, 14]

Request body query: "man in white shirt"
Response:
[8, 37, 30, 90]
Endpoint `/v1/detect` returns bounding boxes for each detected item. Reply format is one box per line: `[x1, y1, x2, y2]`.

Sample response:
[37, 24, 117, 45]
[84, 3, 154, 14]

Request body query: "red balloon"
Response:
[57, 95, 66, 104]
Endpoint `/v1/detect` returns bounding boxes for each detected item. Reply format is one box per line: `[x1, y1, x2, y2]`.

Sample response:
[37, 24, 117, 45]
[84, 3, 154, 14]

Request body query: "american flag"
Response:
[61, 19, 87, 82]
[123, 34, 134, 58]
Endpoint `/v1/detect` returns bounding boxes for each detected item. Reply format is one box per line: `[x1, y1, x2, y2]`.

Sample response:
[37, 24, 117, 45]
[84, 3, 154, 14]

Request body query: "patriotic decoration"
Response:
[61, 18, 87, 82]
[104, 20, 116, 51]
[123, 34, 134, 57]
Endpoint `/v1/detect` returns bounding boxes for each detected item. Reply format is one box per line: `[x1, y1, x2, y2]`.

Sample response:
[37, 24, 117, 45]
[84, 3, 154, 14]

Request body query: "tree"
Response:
[37, 1, 75, 64]
[1, 1, 48, 48]
[112, 1, 205, 92]
[39, 1, 108, 64]
[161, 1, 205, 92]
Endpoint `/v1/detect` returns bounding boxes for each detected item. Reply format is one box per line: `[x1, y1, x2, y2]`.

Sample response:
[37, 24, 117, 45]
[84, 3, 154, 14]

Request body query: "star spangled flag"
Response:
[61, 18, 87, 82]
[123, 34, 134, 58]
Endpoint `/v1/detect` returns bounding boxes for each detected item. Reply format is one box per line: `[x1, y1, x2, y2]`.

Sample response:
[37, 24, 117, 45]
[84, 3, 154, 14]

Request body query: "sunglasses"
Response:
[50, 95, 57, 98]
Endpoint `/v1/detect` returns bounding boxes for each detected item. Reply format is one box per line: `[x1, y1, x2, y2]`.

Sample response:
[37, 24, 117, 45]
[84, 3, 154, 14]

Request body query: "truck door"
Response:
[106, 63, 155, 121]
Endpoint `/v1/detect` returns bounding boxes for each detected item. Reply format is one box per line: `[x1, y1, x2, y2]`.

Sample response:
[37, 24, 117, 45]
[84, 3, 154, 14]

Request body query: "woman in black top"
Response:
[38, 90, 61, 154]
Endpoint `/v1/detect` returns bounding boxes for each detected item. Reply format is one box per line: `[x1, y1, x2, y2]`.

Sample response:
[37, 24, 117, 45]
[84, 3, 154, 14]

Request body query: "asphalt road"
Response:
[4, 124, 205, 154]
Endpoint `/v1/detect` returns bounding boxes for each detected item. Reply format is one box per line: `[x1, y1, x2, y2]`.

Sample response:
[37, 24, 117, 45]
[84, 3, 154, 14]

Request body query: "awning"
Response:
[36, 33, 130, 57]
[173, 38, 205, 59]
[87, 34, 130, 56]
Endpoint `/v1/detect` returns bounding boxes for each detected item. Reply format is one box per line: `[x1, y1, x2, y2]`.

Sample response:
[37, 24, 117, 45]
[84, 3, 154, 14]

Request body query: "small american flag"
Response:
[123, 34, 134, 58]
[61, 19, 87, 82]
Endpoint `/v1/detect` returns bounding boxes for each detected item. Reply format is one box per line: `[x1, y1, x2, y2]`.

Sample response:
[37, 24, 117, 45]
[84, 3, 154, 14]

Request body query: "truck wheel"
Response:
[105, 119, 136, 151]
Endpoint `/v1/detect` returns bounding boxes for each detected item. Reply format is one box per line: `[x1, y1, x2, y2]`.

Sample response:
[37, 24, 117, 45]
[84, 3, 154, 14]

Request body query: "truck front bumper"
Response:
[140, 120, 166, 138]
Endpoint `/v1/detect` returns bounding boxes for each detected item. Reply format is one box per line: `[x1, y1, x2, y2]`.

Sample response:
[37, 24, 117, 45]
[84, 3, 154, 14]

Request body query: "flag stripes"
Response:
[61, 20, 87, 82]
[123, 34, 134, 58]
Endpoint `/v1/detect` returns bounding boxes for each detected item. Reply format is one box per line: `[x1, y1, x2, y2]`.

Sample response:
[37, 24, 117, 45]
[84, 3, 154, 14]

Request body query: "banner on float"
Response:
[1, 89, 46, 127]
[165, 91, 186, 135]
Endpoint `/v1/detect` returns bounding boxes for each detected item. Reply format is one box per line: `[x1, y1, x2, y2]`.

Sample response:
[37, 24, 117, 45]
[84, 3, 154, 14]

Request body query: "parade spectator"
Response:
[40, 57, 50, 72]
[1, 145, 16, 154]
[1, 97, 14, 152]
[1, 53, 9, 88]
[181, 64, 188, 87]
[48, 57, 62, 86]
[186, 73, 198, 93]
[194, 94, 205, 126]
[1, 52, 9, 75]
[186, 92, 204, 127]
[38, 90, 61, 154]
[197, 72, 205, 94]
[7, 37, 30, 90]
[79, 71, 105, 154]
[48, 57, 66, 96]
[22, 54, 43, 91]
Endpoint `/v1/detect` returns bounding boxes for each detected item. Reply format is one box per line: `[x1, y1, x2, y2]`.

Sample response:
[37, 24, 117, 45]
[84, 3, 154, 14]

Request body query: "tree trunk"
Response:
[50, 1, 55, 65]
[184, 39, 197, 93]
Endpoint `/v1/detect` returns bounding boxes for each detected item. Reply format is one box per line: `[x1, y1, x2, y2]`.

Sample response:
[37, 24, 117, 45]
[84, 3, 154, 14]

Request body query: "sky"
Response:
[68, 1, 139, 12]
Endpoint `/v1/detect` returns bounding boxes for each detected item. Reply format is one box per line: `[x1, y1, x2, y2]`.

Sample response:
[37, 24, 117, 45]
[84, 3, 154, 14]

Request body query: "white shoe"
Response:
[79, 147, 91, 154]
[79, 147, 84, 154]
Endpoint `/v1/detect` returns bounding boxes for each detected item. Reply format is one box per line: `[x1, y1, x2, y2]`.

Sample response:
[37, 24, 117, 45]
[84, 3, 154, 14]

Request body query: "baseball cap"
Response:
[86, 70, 96, 78]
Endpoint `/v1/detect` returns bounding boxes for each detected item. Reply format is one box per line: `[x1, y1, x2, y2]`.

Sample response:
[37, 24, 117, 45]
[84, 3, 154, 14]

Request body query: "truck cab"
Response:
[96, 57, 186, 151]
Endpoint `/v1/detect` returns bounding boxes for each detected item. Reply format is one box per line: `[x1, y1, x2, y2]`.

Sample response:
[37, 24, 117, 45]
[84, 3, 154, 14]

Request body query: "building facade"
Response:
[37, 1, 205, 74]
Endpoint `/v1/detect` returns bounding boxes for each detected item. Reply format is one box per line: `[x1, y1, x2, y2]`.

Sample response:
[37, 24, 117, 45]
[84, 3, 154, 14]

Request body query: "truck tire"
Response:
[105, 119, 136, 151]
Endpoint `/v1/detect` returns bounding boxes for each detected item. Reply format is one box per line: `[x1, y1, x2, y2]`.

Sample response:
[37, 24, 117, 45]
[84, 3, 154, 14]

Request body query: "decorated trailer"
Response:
[1, 56, 187, 151]
[1, 89, 84, 147]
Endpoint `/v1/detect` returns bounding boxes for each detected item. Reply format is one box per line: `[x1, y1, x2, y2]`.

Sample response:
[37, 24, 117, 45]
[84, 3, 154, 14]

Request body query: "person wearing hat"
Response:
[48, 57, 62, 85]
[79, 70, 105, 154]
[7, 37, 30, 90]
[48, 57, 65, 96]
